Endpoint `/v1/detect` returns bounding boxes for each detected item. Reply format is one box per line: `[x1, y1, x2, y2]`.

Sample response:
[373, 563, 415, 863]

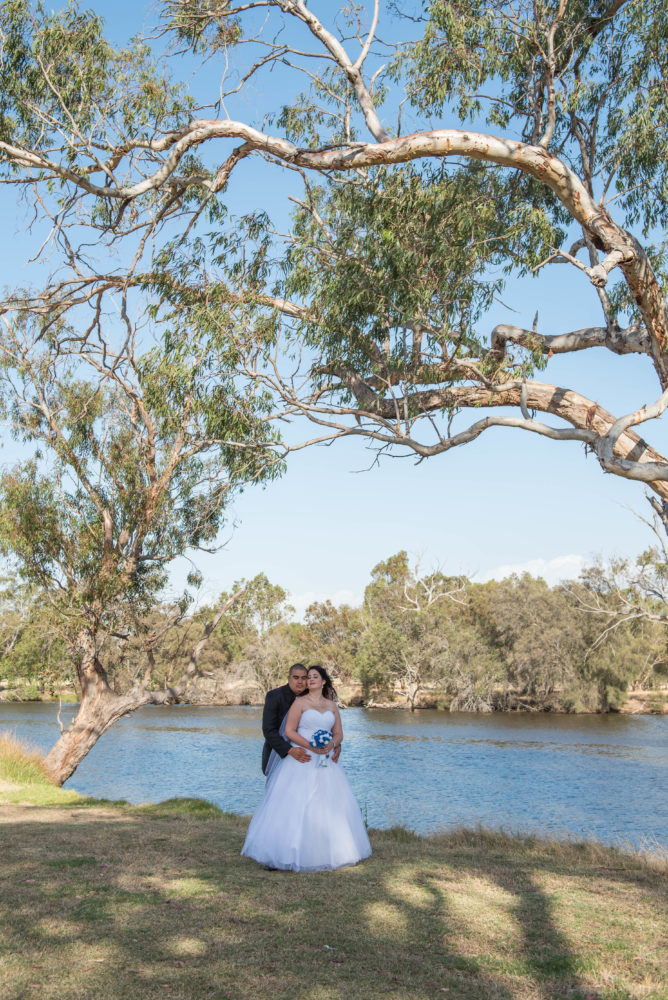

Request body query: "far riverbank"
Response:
[1, 680, 667, 714]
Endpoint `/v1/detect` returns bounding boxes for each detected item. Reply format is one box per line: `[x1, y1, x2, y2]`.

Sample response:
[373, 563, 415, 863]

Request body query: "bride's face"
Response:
[307, 669, 324, 693]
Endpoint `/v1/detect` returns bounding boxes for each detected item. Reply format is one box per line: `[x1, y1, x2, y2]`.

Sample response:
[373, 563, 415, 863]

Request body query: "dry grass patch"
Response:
[0, 733, 51, 785]
[0, 735, 90, 806]
[0, 802, 665, 1000]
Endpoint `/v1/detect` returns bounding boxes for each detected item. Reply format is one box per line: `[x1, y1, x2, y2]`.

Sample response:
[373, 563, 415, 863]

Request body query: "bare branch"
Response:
[156, 586, 246, 702]
[490, 322, 649, 358]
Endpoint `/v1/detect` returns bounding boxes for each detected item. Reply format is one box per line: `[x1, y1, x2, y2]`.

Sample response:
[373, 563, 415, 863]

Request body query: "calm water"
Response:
[2, 703, 667, 848]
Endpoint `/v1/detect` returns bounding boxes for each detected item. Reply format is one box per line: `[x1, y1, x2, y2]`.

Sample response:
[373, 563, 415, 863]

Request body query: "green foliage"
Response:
[356, 552, 465, 706]
[0, 0, 198, 253]
[276, 68, 363, 148]
[302, 600, 363, 680]
[234, 622, 305, 694]
[401, 0, 668, 233]
[335, 549, 668, 712]
[225, 0, 668, 399]
[469, 575, 585, 704]
[0, 0, 109, 148]
[223, 575, 299, 692]
[0, 302, 280, 697]
[0, 0, 664, 526]
[223, 573, 294, 640]
[390, 0, 668, 306]
[0, 580, 71, 691]
[283, 164, 561, 396]
[161, 0, 242, 55]
[0, 0, 192, 150]
[0, 0, 665, 444]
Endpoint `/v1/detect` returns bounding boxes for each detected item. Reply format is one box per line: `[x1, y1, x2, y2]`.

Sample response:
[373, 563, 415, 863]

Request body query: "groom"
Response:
[261, 663, 311, 774]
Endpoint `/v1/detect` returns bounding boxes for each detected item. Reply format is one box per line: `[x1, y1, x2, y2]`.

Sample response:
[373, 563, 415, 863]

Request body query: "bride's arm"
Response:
[331, 705, 343, 751]
[284, 700, 312, 750]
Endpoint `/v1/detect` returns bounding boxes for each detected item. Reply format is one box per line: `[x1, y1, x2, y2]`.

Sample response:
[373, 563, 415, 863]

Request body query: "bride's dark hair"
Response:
[308, 664, 337, 702]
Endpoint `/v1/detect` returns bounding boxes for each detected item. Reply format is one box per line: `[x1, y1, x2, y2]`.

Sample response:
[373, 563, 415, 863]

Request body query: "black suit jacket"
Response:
[261, 684, 297, 775]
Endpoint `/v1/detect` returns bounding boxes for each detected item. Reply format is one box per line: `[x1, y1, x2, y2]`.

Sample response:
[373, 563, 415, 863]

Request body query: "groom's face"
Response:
[288, 668, 308, 695]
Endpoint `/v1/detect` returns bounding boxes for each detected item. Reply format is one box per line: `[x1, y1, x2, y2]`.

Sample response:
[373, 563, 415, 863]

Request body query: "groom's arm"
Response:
[262, 690, 293, 759]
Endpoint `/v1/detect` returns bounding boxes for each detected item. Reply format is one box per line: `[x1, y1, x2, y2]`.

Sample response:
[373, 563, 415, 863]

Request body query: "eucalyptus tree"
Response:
[230, 0, 668, 510]
[1, 0, 667, 517]
[0, 579, 71, 695]
[222, 573, 300, 692]
[0, 304, 278, 785]
[565, 513, 668, 697]
[356, 551, 467, 708]
[302, 600, 364, 683]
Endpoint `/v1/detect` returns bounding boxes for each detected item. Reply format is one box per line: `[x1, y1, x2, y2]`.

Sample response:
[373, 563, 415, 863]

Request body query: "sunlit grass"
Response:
[132, 797, 225, 819]
[0, 736, 234, 814]
[0, 781, 665, 1000]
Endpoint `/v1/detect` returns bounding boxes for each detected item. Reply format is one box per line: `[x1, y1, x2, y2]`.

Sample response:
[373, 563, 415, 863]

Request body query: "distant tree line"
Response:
[2, 549, 667, 714]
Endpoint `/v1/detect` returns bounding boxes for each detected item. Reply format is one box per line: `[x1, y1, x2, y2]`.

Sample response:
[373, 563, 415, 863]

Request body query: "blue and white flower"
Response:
[310, 728, 333, 766]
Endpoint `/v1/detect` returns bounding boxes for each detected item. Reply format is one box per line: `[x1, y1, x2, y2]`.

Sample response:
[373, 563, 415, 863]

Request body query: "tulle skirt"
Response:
[241, 753, 372, 872]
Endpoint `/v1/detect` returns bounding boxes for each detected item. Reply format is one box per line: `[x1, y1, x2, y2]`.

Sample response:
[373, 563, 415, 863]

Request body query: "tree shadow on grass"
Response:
[417, 828, 667, 1000]
[0, 808, 664, 1000]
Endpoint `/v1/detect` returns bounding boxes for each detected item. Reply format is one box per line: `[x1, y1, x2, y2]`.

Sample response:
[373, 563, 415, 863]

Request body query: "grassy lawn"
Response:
[0, 743, 666, 1000]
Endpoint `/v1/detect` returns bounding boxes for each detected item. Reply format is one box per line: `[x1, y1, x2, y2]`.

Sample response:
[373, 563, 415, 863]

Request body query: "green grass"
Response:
[0, 734, 91, 805]
[0, 778, 666, 1000]
[134, 797, 226, 819]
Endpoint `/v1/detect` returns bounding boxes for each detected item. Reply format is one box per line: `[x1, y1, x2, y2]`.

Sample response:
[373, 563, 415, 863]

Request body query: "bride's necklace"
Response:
[305, 692, 327, 711]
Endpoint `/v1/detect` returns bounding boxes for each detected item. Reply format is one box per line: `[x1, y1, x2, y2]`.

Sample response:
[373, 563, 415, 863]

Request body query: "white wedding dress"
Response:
[241, 708, 372, 872]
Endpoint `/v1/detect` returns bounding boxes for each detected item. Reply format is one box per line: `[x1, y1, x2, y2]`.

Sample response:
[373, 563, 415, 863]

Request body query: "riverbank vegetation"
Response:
[0, 771, 665, 1000]
[0, 733, 51, 789]
[2, 549, 667, 715]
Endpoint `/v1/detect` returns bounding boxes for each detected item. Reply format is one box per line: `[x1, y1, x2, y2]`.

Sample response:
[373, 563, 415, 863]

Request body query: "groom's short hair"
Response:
[288, 662, 307, 675]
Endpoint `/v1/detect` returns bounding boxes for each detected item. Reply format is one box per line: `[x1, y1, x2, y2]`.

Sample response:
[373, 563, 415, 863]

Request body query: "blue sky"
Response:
[0, 0, 665, 617]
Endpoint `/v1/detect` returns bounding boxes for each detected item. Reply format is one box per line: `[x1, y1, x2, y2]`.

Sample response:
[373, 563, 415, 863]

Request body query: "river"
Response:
[2, 703, 667, 849]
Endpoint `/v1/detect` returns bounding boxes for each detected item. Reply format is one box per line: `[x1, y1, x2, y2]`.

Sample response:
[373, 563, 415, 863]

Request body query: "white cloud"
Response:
[289, 588, 363, 621]
[476, 554, 586, 587]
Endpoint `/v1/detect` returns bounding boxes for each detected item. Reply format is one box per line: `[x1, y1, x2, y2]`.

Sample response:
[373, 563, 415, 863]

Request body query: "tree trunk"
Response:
[43, 589, 245, 786]
[43, 654, 148, 786]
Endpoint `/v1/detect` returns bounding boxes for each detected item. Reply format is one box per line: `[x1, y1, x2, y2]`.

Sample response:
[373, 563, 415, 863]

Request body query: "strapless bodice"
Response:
[297, 708, 335, 740]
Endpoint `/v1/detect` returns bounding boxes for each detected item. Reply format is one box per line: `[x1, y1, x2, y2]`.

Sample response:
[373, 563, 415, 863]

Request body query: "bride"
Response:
[241, 664, 372, 872]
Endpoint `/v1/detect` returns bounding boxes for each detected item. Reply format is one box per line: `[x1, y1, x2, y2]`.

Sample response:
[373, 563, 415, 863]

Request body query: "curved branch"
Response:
[319, 378, 668, 499]
[354, 0, 380, 72]
[491, 322, 650, 358]
[6, 120, 662, 382]
[597, 387, 668, 477]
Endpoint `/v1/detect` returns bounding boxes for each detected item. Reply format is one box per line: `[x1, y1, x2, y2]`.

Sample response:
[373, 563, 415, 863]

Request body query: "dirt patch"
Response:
[0, 801, 130, 823]
[622, 690, 668, 714]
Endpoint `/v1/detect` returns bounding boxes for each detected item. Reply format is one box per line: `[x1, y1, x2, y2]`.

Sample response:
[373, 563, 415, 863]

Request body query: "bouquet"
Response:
[309, 729, 333, 767]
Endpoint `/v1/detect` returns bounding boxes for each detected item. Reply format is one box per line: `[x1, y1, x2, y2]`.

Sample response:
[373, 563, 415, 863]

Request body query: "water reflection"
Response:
[1, 702, 666, 848]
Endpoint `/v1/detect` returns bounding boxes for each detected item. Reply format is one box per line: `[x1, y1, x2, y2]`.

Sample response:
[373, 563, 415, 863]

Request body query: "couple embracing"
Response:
[241, 663, 372, 872]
